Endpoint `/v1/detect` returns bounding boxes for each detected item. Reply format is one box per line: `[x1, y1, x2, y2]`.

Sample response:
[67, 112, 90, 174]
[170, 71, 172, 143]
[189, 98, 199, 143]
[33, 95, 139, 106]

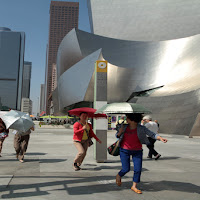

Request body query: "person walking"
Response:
[0, 118, 9, 157]
[14, 126, 35, 163]
[142, 115, 161, 160]
[73, 112, 102, 171]
[116, 113, 167, 194]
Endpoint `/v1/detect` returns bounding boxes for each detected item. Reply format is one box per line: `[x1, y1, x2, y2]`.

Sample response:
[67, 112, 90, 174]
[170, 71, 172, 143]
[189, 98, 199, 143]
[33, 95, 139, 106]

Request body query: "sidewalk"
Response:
[0, 124, 200, 200]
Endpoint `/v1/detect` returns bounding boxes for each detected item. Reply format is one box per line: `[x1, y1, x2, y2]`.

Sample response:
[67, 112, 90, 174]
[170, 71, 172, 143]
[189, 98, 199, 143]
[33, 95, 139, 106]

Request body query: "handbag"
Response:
[88, 138, 94, 147]
[107, 140, 120, 156]
[82, 123, 93, 147]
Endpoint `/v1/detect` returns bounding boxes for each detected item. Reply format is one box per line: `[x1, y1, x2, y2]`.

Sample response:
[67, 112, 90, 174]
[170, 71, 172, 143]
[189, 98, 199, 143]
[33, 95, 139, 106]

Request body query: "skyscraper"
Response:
[22, 61, 32, 98]
[51, 63, 57, 92]
[0, 27, 25, 111]
[45, 1, 79, 114]
[40, 84, 46, 115]
[21, 98, 32, 114]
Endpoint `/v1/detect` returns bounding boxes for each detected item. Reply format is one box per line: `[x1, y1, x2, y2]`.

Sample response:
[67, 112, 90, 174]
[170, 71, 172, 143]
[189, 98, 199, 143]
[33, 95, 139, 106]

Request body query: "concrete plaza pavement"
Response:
[0, 122, 200, 200]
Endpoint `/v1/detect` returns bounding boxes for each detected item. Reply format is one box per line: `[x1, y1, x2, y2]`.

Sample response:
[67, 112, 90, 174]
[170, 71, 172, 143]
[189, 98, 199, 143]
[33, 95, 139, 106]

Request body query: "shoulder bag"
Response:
[107, 140, 120, 156]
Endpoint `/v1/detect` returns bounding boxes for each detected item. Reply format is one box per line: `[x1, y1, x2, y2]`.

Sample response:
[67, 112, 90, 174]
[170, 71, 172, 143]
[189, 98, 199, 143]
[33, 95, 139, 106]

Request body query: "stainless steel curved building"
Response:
[55, 0, 200, 136]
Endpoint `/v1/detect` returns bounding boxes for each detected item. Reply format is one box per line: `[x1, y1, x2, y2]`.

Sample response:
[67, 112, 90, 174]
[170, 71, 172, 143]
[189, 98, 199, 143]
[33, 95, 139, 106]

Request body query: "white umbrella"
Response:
[1, 110, 34, 132]
[0, 111, 8, 118]
[95, 102, 152, 114]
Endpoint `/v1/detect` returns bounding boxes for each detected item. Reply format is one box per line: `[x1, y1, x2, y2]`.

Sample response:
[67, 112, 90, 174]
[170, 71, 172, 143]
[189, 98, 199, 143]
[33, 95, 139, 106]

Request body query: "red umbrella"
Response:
[68, 107, 107, 119]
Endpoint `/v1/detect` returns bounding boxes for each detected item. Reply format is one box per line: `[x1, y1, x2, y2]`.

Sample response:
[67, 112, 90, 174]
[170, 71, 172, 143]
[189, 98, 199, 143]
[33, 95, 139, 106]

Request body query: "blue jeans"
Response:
[118, 148, 143, 183]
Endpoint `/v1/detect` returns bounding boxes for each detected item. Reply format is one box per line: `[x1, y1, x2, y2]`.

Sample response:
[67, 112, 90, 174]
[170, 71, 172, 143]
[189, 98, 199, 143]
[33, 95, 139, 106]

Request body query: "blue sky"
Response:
[0, 0, 90, 115]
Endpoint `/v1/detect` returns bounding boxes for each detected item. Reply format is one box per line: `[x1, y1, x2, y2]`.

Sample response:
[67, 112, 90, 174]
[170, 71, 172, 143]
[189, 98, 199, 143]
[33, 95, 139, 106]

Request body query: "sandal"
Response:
[131, 187, 142, 194]
[116, 174, 121, 186]
[73, 163, 81, 171]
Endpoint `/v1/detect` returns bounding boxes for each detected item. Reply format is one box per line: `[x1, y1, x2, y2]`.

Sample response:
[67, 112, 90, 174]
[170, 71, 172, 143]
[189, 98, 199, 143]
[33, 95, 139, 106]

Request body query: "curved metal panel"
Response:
[56, 29, 200, 135]
[136, 88, 200, 135]
[58, 49, 102, 110]
[57, 29, 83, 79]
[58, 29, 200, 99]
[88, 0, 200, 41]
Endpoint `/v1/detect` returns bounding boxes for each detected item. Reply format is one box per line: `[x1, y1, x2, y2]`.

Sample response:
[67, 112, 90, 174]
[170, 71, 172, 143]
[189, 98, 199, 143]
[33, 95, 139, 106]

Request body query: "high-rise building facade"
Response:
[45, 1, 79, 114]
[51, 63, 57, 92]
[0, 27, 25, 111]
[22, 61, 32, 98]
[40, 84, 46, 115]
[21, 98, 32, 114]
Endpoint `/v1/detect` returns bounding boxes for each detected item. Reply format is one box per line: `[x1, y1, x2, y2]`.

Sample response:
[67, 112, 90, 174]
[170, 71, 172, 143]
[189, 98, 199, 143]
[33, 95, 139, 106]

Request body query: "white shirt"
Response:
[145, 121, 158, 134]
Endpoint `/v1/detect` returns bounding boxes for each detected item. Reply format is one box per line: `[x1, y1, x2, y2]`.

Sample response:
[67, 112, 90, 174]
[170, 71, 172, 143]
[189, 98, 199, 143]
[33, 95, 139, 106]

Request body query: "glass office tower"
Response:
[22, 61, 32, 98]
[0, 27, 25, 110]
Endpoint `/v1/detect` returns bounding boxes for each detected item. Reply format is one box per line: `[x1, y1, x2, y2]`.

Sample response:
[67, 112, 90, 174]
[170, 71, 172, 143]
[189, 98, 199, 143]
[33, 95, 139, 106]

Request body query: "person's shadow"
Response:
[141, 180, 200, 194]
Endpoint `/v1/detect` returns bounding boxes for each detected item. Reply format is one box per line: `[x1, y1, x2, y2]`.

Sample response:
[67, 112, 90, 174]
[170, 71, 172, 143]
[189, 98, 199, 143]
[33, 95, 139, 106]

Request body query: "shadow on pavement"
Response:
[104, 160, 121, 163]
[143, 156, 180, 161]
[26, 152, 47, 156]
[0, 158, 67, 163]
[141, 180, 200, 194]
[89, 166, 149, 171]
[26, 158, 67, 163]
[1, 175, 200, 199]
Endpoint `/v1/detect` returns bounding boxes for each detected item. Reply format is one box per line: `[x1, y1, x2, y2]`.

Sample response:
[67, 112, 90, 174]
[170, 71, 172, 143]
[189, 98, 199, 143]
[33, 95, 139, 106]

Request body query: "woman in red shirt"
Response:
[116, 113, 167, 194]
[73, 112, 102, 171]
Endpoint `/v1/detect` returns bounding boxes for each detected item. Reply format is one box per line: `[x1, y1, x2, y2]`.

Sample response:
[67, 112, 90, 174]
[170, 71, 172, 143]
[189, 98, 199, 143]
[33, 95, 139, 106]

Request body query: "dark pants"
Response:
[0, 138, 5, 154]
[147, 137, 158, 157]
[14, 134, 30, 160]
[118, 148, 143, 183]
